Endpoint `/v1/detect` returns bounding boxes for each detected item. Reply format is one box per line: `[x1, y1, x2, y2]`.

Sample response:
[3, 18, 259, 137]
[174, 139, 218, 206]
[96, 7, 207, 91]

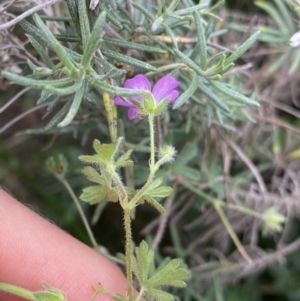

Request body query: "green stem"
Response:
[0, 283, 37, 301]
[56, 175, 98, 249]
[180, 179, 253, 262]
[180, 179, 263, 220]
[149, 114, 156, 170]
[110, 168, 128, 205]
[124, 205, 133, 301]
[214, 202, 252, 262]
[129, 115, 157, 207]
[134, 288, 145, 301]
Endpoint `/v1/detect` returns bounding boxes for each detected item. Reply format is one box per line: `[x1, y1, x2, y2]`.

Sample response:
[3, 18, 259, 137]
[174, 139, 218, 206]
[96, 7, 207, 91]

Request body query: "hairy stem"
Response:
[129, 114, 157, 207]
[124, 204, 133, 301]
[149, 114, 156, 169]
[0, 283, 36, 301]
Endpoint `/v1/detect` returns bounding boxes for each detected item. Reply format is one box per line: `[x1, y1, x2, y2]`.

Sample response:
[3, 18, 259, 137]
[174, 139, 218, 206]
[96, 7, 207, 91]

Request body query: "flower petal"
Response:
[152, 76, 179, 102]
[124, 74, 151, 91]
[128, 107, 142, 120]
[114, 96, 132, 107]
[168, 90, 180, 103]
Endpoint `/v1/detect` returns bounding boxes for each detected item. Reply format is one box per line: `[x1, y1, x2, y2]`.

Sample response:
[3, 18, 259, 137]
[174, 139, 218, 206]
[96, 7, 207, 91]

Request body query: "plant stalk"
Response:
[0, 283, 37, 301]
[56, 175, 98, 249]
[124, 205, 133, 301]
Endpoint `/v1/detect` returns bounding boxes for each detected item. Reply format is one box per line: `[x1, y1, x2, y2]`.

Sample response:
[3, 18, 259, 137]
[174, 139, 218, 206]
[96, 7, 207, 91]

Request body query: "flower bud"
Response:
[261, 207, 286, 235]
[159, 145, 176, 163]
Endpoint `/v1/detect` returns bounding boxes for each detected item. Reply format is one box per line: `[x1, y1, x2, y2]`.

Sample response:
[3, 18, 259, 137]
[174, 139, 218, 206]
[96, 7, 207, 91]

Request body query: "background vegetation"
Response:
[1, 0, 300, 300]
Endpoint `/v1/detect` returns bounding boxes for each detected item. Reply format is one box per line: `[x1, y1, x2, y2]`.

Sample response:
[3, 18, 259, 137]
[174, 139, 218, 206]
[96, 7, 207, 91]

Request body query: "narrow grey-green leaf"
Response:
[198, 81, 230, 112]
[174, 49, 204, 76]
[44, 100, 72, 131]
[78, 0, 91, 47]
[45, 81, 82, 96]
[54, 42, 78, 74]
[2, 71, 73, 90]
[28, 35, 54, 68]
[98, 2, 123, 29]
[103, 38, 166, 54]
[37, 91, 55, 104]
[194, 11, 206, 69]
[224, 30, 260, 65]
[81, 11, 107, 69]
[47, 95, 61, 112]
[210, 81, 260, 107]
[173, 72, 198, 109]
[58, 83, 85, 127]
[33, 13, 57, 48]
[102, 49, 157, 71]
[19, 20, 52, 49]
[66, 0, 82, 38]
[85, 75, 145, 96]
[173, 3, 208, 16]
[151, 16, 164, 32]
[132, 3, 155, 22]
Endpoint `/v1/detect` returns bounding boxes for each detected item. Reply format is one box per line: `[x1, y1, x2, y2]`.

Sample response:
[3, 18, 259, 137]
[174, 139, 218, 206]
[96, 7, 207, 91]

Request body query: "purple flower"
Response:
[114, 74, 179, 120]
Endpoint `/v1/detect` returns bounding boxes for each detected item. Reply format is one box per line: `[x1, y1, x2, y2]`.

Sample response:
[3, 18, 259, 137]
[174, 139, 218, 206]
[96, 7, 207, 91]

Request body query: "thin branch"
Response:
[222, 134, 267, 194]
[0, 87, 30, 113]
[151, 186, 176, 251]
[0, 103, 48, 134]
[0, 0, 63, 30]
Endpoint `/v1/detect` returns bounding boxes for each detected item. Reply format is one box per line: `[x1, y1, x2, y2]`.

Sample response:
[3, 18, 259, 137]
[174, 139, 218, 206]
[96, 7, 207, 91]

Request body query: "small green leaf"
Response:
[135, 241, 154, 284]
[115, 149, 134, 168]
[146, 288, 174, 301]
[133, 241, 189, 300]
[34, 283, 66, 301]
[93, 139, 116, 162]
[80, 185, 106, 204]
[78, 154, 107, 165]
[147, 258, 188, 287]
[147, 186, 173, 198]
[81, 166, 106, 184]
[147, 177, 163, 191]
[143, 195, 165, 213]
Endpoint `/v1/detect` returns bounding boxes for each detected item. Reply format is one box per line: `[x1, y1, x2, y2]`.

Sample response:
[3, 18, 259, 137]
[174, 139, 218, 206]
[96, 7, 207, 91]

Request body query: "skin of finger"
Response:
[0, 189, 127, 301]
